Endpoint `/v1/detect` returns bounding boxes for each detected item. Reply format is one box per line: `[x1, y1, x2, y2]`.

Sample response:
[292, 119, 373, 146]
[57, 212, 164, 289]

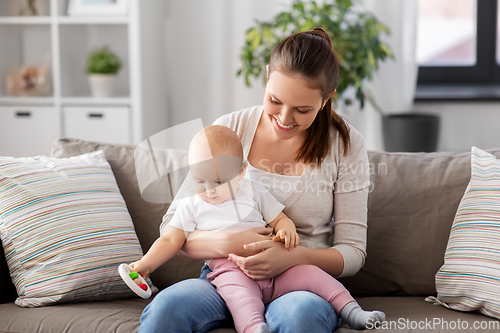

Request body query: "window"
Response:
[417, 0, 477, 67]
[416, 0, 500, 99]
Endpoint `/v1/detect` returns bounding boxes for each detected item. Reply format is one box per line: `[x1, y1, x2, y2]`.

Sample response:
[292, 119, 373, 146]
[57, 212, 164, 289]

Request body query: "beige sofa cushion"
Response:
[340, 148, 500, 297]
[50, 138, 204, 290]
[0, 298, 151, 332]
[428, 147, 500, 319]
[1, 296, 497, 333]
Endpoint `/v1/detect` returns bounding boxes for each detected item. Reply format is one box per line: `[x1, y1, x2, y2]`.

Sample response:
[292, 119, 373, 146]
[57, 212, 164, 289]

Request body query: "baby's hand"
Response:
[273, 228, 299, 250]
[129, 260, 151, 277]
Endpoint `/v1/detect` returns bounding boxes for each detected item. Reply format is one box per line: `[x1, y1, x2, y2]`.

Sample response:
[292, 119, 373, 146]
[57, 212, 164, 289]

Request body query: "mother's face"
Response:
[263, 70, 326, 141]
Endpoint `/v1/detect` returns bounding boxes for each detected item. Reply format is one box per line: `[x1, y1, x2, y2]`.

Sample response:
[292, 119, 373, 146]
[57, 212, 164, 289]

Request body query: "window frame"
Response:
[417, 0, 500, 87]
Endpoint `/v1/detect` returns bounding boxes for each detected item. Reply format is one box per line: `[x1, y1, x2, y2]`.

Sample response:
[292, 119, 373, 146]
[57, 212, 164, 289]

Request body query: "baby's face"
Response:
[191, 168, 240, 205]
[189, 155, 244, 205]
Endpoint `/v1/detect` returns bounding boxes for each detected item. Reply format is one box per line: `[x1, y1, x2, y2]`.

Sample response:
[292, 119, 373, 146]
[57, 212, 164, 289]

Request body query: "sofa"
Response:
[0, 138, 499, 333]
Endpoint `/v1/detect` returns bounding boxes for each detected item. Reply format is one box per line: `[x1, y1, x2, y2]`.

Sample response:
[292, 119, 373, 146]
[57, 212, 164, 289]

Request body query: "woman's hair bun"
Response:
[310, 27, 333, 47]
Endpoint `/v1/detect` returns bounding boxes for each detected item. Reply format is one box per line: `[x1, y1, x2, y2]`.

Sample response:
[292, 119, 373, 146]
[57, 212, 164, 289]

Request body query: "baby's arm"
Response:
[267, 212, 299, 250]
[130, 226, 186, 276]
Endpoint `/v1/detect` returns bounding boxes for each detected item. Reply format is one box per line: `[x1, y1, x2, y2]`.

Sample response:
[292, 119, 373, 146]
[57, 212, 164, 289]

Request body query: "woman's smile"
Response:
[273, 116, 297, 131]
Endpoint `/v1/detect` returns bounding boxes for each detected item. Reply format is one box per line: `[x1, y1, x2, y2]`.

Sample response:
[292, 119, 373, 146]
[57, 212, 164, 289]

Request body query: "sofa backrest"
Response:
[339, 148, 500, 296]
[2, 138, 499, 302]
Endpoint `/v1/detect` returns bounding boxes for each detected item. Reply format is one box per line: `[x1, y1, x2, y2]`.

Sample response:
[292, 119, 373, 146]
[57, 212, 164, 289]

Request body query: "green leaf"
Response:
[246, 28, 259, 43]
[293, 2, 304, 13]
[262, 25, 274, 42]
[302, 18, 315, 32]
[86, 46, 121, 74]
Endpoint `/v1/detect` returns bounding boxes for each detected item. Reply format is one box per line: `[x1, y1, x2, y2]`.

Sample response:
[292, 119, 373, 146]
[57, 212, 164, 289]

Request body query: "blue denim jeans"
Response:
[139, 265, 340, 333]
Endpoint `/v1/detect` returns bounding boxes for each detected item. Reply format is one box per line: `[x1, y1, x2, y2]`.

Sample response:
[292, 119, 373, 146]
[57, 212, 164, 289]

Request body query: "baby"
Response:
[131, 125, 385, 333]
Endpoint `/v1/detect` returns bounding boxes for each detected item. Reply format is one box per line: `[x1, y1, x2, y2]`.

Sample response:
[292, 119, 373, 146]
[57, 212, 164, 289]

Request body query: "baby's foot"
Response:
[341, 302, 385, 330]
[254, 322, 272, 333]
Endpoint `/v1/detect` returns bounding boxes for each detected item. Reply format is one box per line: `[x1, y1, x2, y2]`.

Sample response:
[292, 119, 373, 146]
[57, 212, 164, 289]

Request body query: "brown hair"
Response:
[268, 27, 350, 164]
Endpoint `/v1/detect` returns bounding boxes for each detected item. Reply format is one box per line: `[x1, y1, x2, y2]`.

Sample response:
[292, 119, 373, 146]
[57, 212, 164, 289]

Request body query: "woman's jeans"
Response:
[138, 265, 340, 333]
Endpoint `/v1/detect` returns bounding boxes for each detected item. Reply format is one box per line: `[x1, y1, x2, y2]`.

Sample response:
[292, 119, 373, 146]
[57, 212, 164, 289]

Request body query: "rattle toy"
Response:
[118, 264, 152, 299]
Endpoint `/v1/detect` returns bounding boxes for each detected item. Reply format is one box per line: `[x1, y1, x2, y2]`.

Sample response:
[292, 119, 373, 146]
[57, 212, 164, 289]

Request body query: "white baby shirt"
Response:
[169, 177, 285, 234]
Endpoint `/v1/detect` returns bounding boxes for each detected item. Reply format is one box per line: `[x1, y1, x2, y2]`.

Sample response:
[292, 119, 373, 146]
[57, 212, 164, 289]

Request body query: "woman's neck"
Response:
[247, 111, 307, 176]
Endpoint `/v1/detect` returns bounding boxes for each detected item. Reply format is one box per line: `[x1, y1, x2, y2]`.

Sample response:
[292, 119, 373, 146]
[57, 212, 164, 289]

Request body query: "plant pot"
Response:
[382, 113, 440, 152]
[88, 74, 117, 98]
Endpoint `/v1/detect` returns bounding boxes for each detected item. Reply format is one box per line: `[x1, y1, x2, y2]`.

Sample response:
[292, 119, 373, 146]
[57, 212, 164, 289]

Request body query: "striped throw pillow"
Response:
[426, 146, 500, 319]
[0, 151, 148, 307]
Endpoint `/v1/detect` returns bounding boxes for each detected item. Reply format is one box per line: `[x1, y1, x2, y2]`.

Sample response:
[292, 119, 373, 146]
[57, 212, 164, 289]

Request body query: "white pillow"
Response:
[426, 147, 500, 319]
[0, 151, 149, 307]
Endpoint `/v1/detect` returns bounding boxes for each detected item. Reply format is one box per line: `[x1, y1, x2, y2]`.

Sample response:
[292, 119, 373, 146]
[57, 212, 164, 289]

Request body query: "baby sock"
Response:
[340, 301, 385, 330]
[254, 322, 272, 333]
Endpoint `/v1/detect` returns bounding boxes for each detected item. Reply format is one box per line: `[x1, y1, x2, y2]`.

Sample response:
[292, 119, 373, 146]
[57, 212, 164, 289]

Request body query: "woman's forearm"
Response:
[227, 240, 345, 280]
[294, 246, 344, 277]
[179, 231, 233, 259]
[179, 227, 273, 260]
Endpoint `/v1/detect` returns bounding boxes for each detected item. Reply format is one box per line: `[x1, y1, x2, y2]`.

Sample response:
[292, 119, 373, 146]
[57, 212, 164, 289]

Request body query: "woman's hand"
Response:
[229, 227, 275, 256]
[228, 240, 301, 280]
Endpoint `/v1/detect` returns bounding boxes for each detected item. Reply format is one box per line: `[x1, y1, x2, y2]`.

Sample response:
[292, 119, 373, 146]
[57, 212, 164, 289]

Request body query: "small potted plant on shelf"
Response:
[86, 46, 122, 98]
[238, 0, 440, 152]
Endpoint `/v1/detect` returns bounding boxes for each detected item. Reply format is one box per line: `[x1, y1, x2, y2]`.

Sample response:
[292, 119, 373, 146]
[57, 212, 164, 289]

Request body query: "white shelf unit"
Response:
[0, 0, 167, 157]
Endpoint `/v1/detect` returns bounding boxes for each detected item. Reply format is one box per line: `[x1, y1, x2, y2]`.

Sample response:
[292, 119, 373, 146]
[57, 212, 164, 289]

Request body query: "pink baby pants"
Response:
[207, 258, 355, 333]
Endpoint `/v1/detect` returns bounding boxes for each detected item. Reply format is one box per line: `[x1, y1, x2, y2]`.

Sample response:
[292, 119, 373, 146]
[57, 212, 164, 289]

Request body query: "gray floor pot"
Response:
[382, 113, 440, 152]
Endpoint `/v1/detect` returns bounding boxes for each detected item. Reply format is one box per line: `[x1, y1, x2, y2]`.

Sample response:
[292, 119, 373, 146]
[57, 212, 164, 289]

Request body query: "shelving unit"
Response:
[0, 0, 167, 157]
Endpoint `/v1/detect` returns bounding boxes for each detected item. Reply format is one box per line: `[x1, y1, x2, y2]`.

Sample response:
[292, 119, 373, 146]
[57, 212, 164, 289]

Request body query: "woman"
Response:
[139, 27, 369, 333]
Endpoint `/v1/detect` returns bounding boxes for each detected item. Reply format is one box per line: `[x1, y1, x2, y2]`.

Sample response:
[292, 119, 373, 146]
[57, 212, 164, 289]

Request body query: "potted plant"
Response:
[86, 46, 122, 98]
[238, 0, 440, 152]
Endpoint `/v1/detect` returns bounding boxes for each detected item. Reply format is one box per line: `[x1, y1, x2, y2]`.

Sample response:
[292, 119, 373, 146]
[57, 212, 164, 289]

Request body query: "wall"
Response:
[413, 101, 500, 152]
[163, 0, 289, 128]
[340, 100, 500, 153]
